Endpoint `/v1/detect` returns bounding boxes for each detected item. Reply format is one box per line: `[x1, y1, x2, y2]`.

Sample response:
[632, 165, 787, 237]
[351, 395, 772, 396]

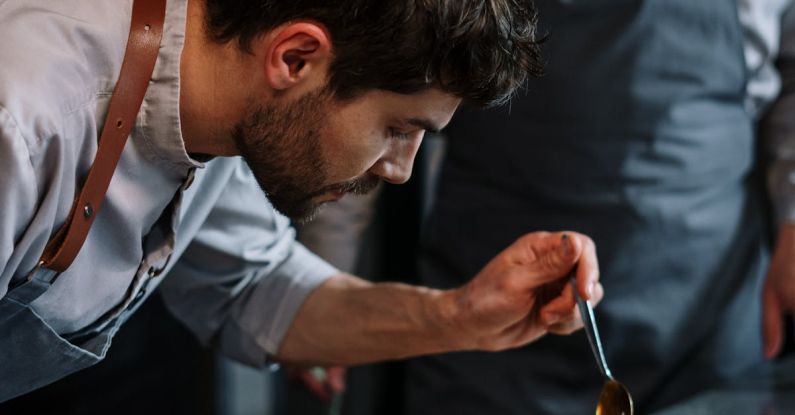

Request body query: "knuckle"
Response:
[585, 236, 597, 252]
[540, 249, 563, 270]
[498, 270, 525, 293]
[524, 231, 551, 244]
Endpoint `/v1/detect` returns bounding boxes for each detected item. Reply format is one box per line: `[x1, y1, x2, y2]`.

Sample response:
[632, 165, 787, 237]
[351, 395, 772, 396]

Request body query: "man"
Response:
[0, 0, 604, 401]
[405, 0, 795, 414]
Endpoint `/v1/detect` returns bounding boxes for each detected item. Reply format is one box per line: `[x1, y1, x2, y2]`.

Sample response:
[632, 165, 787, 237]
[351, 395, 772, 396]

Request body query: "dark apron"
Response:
[0, 268, 128, 400]
[407, 0, 768, 413]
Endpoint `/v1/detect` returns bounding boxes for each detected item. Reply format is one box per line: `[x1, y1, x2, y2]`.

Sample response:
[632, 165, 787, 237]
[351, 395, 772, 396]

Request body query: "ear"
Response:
[262, 22, 332, 91]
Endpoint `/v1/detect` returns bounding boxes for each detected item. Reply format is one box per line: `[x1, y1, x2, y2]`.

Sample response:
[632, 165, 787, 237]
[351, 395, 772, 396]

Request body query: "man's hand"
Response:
[448, 231, 602, 351]
[763, 224, 795, 359]
[278, 231, 602, 365]
[286, 365, 347, 401]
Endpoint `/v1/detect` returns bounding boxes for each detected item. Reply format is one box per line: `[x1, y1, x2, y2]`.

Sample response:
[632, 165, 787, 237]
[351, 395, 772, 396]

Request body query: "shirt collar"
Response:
[138, 0, 204, 174]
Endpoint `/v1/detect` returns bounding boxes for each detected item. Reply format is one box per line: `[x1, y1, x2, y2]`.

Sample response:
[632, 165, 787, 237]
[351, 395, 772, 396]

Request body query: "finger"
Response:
[573, 235, 599, 301]
[538, 277, 603, 319]
[326, 367, 347, 394]
[539, 284, 581, 329]
[546, 307, 583, 335]
[522, 232, 580, 286]
[590, 282, 605, 306]
[547, 320, 583, 335]
[539, 281, 576, 318]
[300, 370, 332, 401]
[763, 282, 783, 360]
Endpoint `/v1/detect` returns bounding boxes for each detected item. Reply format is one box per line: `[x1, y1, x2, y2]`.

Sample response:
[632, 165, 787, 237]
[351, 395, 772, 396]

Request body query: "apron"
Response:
[0, 0, 166, 401]
[0, 263, 141, 400]
[407, 0, 769, 413]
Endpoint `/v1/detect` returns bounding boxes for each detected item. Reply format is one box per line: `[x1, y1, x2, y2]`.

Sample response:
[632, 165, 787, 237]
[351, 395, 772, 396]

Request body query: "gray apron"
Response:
[406, 0, 768, 413]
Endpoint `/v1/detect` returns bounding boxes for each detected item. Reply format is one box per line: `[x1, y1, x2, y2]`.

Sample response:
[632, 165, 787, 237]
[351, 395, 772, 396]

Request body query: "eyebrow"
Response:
[407, 117, 442, 134]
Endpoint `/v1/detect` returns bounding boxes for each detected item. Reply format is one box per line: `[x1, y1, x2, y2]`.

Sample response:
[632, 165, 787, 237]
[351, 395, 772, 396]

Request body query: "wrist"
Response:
[426, 287, 474, 352]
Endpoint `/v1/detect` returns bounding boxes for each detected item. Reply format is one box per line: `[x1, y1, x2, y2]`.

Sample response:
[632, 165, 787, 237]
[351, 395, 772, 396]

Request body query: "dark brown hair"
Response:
[204, 0, 543, 107]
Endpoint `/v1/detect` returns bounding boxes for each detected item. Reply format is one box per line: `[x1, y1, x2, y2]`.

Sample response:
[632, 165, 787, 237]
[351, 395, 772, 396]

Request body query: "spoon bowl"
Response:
[596, 379, 634, 415]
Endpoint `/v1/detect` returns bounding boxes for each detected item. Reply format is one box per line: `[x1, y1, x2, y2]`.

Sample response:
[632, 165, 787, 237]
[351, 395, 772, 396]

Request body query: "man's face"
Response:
[234, 87, 460, 222]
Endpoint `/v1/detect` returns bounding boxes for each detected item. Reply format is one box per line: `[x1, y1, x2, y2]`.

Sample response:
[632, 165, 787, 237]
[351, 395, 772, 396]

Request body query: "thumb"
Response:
[326, 367, 347, 394]
[763, 282, 783, 360]
[529, 233, 579, 284]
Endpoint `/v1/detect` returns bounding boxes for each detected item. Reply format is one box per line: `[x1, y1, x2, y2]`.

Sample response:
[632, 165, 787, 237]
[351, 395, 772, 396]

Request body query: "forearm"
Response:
[276, 273, 464, 366]
[276, 231, 603, 366]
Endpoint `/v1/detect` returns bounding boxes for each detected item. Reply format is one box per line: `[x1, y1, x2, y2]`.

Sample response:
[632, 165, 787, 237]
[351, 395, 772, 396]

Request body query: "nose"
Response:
[370, 134, 424, 184]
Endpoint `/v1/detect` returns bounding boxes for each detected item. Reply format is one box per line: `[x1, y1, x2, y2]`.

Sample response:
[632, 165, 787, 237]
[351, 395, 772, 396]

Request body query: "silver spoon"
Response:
[570, 275, 634, 415]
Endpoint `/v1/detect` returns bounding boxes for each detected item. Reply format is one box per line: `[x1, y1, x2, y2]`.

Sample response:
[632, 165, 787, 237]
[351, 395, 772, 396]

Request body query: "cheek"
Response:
[321, 125, 386, 181]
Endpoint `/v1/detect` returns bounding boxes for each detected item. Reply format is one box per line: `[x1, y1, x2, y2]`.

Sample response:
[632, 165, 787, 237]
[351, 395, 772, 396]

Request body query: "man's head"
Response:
[204, 0, 543, 106]
[186, 0, 542, 221]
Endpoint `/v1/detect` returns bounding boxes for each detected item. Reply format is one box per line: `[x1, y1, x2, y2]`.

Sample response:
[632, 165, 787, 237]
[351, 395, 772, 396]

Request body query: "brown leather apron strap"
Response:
[39, 0, 167, 272]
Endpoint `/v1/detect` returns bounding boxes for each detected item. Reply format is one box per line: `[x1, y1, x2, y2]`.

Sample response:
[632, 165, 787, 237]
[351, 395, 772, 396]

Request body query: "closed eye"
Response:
[389, 128, 411, 140]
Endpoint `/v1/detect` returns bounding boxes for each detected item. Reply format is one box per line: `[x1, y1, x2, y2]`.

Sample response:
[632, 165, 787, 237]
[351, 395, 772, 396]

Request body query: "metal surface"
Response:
[571, 275, 634, 415]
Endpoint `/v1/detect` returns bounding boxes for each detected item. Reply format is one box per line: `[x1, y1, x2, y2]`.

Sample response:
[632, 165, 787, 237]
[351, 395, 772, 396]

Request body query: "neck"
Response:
[180, 0, 253, 156]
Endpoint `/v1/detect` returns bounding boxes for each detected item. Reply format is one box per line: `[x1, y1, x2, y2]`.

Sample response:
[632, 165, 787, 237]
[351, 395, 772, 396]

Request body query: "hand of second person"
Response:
[286, 365, 347, 402]
[763, 224, 795, 359]
[447, 231, 603, 352]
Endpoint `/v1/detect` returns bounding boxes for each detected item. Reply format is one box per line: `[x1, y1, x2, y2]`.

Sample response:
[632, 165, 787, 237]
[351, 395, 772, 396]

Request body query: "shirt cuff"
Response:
[219, 243, 337, 366]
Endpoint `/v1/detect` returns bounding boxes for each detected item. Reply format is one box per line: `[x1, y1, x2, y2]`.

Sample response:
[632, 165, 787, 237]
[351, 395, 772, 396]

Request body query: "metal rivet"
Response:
[83, 203, 93, 218]
[144, 24, 151, 31]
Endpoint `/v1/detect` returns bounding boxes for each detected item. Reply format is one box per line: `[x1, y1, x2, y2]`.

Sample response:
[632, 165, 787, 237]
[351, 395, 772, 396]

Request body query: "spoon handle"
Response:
[570, 274, 613, 380]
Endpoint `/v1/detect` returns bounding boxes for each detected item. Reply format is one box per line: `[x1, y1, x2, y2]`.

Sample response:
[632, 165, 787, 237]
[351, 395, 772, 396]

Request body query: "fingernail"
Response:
[588, 282, 595, 299]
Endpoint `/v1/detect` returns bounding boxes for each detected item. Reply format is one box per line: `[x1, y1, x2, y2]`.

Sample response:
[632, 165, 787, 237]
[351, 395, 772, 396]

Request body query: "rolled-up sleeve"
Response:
[158, 159, 337, 366]
[766, 4, 795, 224]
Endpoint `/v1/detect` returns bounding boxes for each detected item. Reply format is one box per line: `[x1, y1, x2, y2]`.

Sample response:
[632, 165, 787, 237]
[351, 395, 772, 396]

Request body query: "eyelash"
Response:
[389, 128, 411, 140]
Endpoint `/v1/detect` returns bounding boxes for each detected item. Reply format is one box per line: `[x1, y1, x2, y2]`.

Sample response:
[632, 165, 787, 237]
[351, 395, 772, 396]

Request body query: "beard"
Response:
[232, 88, 380, 222]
